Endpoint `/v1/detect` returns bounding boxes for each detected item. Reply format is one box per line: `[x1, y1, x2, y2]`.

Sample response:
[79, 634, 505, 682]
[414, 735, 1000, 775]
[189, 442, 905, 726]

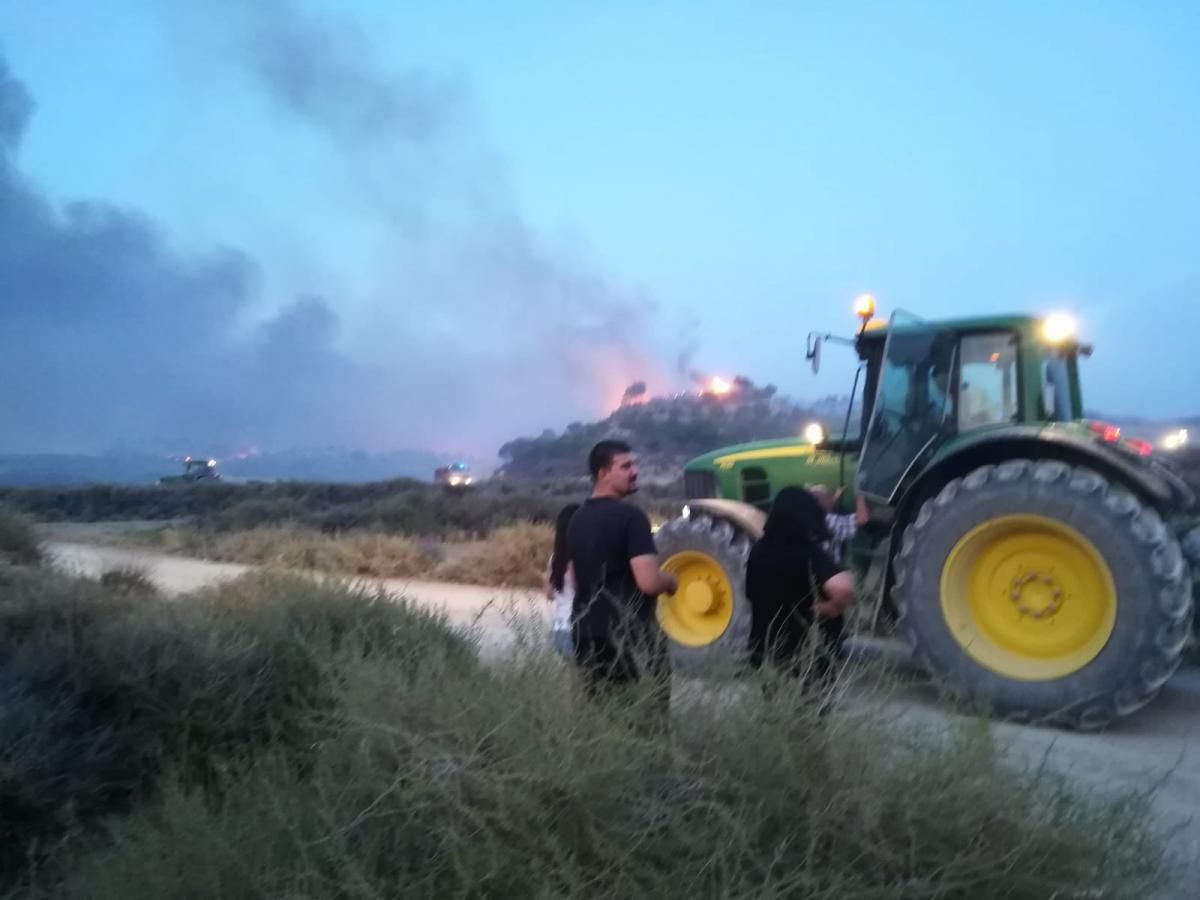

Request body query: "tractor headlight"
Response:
[804, 422, 826, 445]
[1161, 429, 1188, 451]
[1041, 313, 1077, 344]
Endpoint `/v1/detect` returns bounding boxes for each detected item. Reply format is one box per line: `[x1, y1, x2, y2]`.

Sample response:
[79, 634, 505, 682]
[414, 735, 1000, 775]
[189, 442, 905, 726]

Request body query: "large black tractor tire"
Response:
[1184, 527, 1200, 663]
[654, 514, 754, 676]
[893, 459, 1194, 731]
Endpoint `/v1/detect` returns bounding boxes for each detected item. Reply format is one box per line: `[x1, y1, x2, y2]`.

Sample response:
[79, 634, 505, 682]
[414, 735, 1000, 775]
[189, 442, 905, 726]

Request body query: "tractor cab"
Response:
[840, 305, 1090, 505]
[684, 304, 1093, 517]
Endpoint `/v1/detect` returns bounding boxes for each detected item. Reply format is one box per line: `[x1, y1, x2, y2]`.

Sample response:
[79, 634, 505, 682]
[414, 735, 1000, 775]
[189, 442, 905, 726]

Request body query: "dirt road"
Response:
[47, 540, 1200, 896]
[48, 541, 542, 658]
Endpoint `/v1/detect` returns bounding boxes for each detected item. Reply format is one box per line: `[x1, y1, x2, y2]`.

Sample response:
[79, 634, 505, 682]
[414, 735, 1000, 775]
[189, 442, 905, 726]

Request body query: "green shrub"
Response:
[97, 566, 158, 596]
[0, 506, 43, 566]
[19, 647, 1166, 900]
[0, 477, 673, 539]
[0, 568, 476, 890]
[0, 563, 1164, 899]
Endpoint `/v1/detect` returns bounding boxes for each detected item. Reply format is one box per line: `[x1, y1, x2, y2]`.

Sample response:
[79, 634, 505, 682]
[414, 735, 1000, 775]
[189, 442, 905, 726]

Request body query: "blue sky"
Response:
[1, 0, 1198, 455]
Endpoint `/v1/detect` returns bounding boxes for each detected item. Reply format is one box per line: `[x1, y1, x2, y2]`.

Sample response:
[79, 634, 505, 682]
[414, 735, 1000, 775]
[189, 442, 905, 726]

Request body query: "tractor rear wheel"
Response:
[654, 513, 754, 674]
[893, 459, 1194, 730]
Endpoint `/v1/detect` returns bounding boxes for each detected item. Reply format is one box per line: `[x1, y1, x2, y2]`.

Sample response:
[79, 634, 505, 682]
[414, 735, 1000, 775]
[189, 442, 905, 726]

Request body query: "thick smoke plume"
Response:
[0, 3, 673, 457]
[0, 54, 384, 454]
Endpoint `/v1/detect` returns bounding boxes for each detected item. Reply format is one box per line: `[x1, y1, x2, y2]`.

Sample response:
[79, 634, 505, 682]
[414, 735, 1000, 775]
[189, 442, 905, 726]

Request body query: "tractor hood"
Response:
[684, 437, 821, 472]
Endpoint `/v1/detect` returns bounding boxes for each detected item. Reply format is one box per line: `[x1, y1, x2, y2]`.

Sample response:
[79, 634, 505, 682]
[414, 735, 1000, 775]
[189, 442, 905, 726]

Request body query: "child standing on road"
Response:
[544, 503, 580, 658]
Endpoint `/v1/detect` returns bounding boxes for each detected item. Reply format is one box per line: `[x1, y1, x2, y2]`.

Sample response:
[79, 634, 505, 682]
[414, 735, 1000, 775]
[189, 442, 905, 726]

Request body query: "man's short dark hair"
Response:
[589, 439, 632, 479]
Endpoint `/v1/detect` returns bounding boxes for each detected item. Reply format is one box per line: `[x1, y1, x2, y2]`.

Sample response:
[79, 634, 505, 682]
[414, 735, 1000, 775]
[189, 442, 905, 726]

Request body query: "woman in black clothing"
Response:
[745, 486, 855, 680]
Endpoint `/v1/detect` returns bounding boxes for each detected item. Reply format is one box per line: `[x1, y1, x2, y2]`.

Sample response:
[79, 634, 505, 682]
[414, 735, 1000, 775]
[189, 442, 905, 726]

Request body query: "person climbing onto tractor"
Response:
[807, 484, 869, 565]
[745, 487, 855, 700]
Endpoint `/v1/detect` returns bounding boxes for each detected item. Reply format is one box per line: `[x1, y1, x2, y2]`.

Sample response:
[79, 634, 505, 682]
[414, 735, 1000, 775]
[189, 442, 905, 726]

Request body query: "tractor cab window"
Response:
[1041, 354, 1072, 421]
[957, 333, 1019, 429]
[858, 312, 957, 500]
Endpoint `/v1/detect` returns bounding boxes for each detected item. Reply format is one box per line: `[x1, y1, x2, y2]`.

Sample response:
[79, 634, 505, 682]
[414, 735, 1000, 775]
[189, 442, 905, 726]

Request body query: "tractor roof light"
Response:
[853, 294, 876, 321]
[1041, 313, 1077, 344]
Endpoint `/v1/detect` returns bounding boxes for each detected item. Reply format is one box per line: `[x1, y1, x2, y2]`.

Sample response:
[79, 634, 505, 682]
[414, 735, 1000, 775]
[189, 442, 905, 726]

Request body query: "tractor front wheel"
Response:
[654, 514, 754, 675]
[893, 460, 1194, 730]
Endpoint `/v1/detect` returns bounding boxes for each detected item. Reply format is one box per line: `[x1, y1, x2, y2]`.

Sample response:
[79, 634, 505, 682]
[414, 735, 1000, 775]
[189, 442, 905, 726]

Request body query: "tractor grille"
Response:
[684, 469, 718, 499]
[741, 466, 772, 510]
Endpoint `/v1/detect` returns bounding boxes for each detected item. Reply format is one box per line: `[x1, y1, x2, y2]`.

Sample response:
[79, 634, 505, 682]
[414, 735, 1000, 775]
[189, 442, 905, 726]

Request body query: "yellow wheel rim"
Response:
[657, 551, 735, 647]
[941, 515, 1117, 681]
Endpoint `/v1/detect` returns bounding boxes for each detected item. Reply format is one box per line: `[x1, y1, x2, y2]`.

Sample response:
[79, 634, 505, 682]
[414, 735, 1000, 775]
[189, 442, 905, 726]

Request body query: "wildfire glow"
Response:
[707, 376, 733, 396]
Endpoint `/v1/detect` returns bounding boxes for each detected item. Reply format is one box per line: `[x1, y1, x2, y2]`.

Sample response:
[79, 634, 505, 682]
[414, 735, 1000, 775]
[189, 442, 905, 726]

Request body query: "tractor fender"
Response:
[904, 428, 1190, 517]
[681, 498, 766, 540]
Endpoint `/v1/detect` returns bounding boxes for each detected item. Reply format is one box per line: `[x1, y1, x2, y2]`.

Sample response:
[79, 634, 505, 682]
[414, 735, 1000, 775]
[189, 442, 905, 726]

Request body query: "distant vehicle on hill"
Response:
[159, 457, 221, 485]
[434, 462, 472, 488]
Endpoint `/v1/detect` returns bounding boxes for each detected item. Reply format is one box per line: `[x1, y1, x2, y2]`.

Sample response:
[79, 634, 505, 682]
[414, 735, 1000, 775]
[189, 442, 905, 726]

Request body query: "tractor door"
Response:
[857, 311, 957, 503]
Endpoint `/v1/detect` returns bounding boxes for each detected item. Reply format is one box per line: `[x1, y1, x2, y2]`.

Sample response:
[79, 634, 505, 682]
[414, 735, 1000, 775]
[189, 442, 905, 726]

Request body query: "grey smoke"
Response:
[0, 1, 674, 458]
[220, 0, 669, 436]
[237, 0, 453, 145]
[0, 54, 386, 454]
[623, 381, 648, 400]
[0, 59, 32, 148]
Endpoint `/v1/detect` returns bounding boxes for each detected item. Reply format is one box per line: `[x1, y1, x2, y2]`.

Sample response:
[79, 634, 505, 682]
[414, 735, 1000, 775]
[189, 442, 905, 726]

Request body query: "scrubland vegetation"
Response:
[0, 537, 1165, 898]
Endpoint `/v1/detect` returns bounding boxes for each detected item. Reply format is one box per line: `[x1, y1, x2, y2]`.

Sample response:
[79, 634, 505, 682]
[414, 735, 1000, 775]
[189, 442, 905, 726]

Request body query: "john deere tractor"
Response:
[655, 299, 1200, 729]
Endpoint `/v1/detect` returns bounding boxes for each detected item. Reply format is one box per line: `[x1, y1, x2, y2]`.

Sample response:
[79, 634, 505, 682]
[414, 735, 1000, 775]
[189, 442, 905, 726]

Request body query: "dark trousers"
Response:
[755, 614, 846, 713]
[574, 619, 671, 724]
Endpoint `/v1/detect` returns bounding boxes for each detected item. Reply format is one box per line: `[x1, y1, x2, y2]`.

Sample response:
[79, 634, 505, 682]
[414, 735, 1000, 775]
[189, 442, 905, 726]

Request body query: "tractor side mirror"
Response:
[806, 333, 822, 374]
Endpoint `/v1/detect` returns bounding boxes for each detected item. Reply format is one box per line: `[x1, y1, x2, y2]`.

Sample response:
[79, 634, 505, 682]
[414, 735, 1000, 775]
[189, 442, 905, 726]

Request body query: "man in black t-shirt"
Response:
[567, 440, 678, 698]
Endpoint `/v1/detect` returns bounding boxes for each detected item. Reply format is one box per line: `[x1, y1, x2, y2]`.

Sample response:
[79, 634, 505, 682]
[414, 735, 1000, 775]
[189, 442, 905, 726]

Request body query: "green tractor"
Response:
[655, 299, 1200, 729]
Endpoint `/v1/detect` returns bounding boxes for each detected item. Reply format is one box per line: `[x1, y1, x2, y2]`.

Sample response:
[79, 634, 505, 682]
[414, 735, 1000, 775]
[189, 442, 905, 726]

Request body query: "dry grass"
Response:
[125, 522, 551, 588]
[210, 527, 438, 579]
[432, 521, 552, 588]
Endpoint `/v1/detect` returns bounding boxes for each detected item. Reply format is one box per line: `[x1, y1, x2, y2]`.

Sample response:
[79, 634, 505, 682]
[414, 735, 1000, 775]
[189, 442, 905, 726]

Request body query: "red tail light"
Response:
[1088, 421, 1152, 456]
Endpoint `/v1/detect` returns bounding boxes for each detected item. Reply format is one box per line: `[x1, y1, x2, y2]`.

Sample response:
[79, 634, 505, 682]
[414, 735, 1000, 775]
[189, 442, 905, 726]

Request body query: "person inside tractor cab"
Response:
[930, 338, 1013, 430]
[929, 362, 956, 421]
[745, 487, 855, 696]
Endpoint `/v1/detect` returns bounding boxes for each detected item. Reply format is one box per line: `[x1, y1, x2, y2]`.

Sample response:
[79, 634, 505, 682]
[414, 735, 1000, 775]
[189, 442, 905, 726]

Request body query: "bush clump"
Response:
[0, 505, 43, 566]
[0, 564, 1166, 899]
[0, 567, 477, 890]
[32, 655, 1166, 900]
[0, 478, 681, 539]
[432, 521, 554, 587]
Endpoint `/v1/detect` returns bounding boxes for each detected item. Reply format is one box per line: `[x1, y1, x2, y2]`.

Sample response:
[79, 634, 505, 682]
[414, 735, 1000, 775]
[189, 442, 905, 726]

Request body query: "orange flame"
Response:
[707, 376, 733, 396]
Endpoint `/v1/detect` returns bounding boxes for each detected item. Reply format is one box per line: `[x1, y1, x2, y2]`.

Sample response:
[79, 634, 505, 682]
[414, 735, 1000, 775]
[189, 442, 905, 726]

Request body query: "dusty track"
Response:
[48, 541, 540, 658]
[47, 540, 1200, 896]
